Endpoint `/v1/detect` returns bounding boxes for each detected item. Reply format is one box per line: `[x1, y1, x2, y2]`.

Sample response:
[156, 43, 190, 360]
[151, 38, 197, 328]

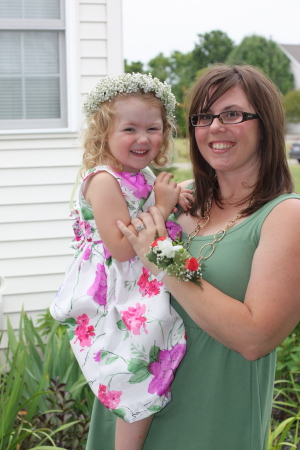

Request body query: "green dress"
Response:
[86, 193, 300, 450]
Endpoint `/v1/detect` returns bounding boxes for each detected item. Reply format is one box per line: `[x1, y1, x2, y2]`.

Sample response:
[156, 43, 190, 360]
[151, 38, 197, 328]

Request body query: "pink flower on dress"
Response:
[148, 343, 186, 396]
[166, 220, 182, 241]
[98, 384, 122, 410]
[120, 303, 148, 335]
[93, 350, 102, 362]
[102, 244, 111, 260]
[74, 313, 95, 348]
[81, 220, 92, 238]
[118, 171, 152, 200]
[82, 245, 92, 260]
[137, 267, 150, 290]
[86, 263, 107, 306]
[137, 267, 162, 298]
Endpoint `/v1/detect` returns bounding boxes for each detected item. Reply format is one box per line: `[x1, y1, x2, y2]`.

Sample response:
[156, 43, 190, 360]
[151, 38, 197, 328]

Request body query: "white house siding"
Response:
[0, 0, 123, 349]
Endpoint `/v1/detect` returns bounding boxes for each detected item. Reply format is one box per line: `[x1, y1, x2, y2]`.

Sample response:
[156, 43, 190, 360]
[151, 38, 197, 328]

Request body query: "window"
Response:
[0, 0, 67, 130]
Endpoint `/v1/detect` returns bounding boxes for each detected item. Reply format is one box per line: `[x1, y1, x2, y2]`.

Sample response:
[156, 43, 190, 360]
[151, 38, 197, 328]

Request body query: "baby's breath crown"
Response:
[82, 73, 177, 119]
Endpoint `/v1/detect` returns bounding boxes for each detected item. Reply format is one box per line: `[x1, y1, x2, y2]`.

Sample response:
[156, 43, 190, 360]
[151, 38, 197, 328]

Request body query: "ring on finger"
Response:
[135, 224, 145, 233]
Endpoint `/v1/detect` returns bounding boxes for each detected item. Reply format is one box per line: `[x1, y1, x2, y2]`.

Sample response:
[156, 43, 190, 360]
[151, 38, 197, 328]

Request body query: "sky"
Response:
[122, 0, 300, 65]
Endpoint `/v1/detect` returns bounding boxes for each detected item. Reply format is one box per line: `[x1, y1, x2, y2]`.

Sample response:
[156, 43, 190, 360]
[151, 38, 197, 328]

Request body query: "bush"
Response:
[0, 310, 94, 449]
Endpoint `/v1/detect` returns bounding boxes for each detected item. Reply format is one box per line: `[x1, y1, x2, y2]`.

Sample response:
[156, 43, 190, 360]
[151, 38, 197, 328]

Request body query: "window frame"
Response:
[0, 0, 68, 131]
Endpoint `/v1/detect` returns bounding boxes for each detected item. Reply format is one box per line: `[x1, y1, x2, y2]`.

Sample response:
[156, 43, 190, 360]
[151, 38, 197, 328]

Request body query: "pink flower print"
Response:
[93, 350, 102, 362]
[74, 314, 95, 348]
[118, 171, 152, 200]
[166, 220, 182, 241]
[103, 244, 111, 260]
[98, 384, 122, 410]
[86, 263, 107, 306]
[81, 220, 92, 238]
[82, 245, 91, 260]
[148, 343, 186, 396]
[72, 217, 82, 241]
[137, 267, 162, 298]
[120, 303, 148, 335]
[137, 267, 150, 291]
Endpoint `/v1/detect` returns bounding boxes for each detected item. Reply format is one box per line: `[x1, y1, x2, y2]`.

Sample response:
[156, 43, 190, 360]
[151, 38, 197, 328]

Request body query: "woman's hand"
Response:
[117, 206, 167, 273]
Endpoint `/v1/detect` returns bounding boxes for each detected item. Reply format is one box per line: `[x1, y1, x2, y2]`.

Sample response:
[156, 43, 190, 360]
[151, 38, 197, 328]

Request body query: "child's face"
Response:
[107, 96, 164, 173]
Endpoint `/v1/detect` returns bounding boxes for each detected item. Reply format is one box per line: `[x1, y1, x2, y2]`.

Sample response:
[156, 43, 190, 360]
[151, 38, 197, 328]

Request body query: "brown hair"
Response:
[81, 91, 176, 173]
[187, 64, 294, 216]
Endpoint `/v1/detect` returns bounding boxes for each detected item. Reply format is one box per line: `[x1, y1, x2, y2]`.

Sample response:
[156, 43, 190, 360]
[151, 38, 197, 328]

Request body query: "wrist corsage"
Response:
[146, 235, 204, 287]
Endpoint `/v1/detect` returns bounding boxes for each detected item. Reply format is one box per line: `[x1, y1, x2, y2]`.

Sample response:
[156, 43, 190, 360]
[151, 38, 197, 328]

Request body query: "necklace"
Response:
[183, 200, 244, 263]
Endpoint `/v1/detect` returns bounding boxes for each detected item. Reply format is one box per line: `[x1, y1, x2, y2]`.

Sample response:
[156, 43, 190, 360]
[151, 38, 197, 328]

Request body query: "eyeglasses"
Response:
[190, 111, 259, 127]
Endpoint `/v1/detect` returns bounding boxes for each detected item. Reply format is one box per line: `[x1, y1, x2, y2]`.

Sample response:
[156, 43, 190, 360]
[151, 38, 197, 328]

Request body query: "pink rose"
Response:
[98, 384, 122, 410]
[137, 268, 162, 298]
[74, 314, 95, 347]
[120, 303, 148, 335]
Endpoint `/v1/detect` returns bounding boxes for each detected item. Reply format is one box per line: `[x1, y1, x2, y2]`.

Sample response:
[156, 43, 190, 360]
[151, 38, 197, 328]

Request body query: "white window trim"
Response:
[0, 0, 80, 135]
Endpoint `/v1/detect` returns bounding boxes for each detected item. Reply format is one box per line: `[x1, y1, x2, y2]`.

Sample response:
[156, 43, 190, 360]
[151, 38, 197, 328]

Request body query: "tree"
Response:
[226, 35, 294, 94]
[192, 30, 235, 72]
[124, 60, 145, 74]
[283, 90, 300, 123]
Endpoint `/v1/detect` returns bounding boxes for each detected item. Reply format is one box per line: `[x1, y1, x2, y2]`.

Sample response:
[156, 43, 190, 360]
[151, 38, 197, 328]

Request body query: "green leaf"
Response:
[117, 320, 127, 331]
[113, 408, 126, 420]
[129, 367, 150, 384]
[149, 345, 160, 362]
[127, 358, 149, 374]
[63, 318, 77, 328]
[67, 329, 75, 341]
[82, 206, 94, 220]
[148, 405, 162, 412]
[105, 356, 119, 365]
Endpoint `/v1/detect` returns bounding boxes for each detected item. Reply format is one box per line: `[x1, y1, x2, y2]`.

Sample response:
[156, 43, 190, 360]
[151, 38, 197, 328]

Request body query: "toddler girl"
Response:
[50, 73, 192, 449]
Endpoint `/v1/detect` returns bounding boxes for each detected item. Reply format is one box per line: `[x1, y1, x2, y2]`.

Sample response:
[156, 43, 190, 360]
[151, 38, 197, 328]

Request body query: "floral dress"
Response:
[50, 165, 186, 423]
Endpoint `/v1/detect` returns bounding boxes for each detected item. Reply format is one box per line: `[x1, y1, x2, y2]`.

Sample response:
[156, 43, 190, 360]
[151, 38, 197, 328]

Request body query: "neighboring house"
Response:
[279, 44, 300, 135]
[280, 44, 300, 89]
[0, 0, 123, 349]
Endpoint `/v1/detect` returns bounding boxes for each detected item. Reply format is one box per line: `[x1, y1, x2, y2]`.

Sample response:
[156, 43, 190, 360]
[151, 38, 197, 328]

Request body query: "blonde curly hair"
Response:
[81, 91, 176, 173]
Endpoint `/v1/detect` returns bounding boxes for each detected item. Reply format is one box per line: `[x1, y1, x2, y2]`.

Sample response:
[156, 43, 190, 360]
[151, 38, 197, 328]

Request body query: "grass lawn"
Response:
[172, 138, 300, 193]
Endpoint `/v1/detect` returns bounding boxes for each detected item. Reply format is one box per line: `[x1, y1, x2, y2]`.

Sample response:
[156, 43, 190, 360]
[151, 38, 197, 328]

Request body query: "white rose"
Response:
[157, 238, 183, 258]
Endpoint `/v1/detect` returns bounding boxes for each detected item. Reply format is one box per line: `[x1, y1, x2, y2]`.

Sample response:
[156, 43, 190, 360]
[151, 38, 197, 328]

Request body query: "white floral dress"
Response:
[50, 166, 186, 423]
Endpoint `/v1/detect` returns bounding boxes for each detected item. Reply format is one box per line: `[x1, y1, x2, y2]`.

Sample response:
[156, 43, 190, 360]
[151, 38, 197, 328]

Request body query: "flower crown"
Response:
[82, 73, 177, 119]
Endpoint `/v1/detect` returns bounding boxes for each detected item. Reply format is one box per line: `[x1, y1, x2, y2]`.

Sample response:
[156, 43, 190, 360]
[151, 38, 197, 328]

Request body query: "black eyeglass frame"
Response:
[190, 111, 259, 127]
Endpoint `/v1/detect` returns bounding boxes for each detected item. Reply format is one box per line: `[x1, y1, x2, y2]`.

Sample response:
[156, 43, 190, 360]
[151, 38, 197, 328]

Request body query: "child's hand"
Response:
[177, 188, 194, 213]
[154, 171, 181, 220]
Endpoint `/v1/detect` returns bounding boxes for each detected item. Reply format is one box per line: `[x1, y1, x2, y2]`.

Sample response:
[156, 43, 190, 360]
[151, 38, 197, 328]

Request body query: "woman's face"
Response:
[194, 85, 261, 177]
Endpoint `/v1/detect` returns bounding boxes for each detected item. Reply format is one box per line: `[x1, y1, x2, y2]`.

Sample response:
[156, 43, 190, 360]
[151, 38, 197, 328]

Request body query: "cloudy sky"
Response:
[122, 0, 300, 64]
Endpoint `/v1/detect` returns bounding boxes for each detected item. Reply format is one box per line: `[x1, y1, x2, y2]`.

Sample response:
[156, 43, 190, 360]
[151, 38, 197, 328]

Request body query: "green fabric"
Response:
[86, 193, 300, 450]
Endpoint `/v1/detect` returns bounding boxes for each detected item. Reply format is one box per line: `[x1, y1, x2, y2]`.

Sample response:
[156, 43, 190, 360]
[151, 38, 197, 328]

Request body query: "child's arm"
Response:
[153, 171, 181, 220]
[85, 171, 139, 262]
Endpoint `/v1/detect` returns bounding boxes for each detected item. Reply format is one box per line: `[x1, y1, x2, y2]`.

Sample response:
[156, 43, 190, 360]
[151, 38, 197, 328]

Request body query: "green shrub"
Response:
[0, 311, 94, 449]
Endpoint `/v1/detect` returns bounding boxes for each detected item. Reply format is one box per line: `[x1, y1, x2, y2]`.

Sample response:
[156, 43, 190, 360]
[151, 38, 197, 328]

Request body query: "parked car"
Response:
[289, 141, 300, 163]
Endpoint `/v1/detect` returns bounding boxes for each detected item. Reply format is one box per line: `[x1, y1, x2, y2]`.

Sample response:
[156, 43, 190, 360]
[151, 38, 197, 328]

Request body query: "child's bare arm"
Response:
[85, 171, 137, 262]
[153, 172, 181, 220]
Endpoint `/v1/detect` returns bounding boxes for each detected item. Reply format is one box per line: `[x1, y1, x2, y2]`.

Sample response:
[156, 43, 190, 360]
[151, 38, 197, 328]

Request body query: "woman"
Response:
[86, 65, 300, 450]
